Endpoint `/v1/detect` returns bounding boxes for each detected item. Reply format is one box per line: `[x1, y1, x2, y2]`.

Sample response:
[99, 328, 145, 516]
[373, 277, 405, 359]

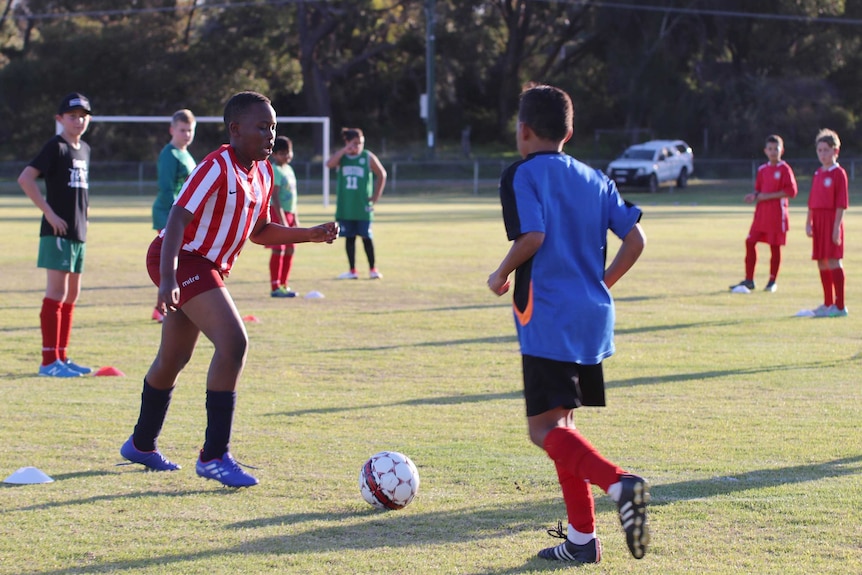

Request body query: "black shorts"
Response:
[522, 354, 606, 416]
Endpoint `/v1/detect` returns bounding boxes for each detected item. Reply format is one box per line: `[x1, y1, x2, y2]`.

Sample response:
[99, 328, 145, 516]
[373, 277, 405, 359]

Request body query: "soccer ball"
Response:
[359, 451, 420, 510]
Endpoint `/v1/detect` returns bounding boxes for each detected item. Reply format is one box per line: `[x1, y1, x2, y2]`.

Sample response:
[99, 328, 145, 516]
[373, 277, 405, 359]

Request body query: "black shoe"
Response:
[616, 474, 651, 559]
[729, 279, 755, 291]
[764, 281, 777, 292]
[537, 521, 601, 563]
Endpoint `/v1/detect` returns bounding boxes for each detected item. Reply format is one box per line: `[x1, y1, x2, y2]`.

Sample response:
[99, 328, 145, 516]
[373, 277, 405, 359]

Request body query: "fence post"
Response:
[473, 160, 479, 195]
[138, 162, 144, 194]
[391, 162, 397, 195]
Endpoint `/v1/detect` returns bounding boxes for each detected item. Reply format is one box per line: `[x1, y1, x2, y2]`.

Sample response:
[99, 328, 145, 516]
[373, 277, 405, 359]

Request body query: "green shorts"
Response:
[37, 236, 86, 273]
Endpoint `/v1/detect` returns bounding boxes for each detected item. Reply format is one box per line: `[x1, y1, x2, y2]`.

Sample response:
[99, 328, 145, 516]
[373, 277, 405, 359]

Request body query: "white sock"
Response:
[567, 524, 596, 545]
[607, 481, 622, 503]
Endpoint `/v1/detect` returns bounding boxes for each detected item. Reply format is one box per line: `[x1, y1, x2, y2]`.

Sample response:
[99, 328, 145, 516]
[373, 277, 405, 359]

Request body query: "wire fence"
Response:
[1, 157, 858, 197]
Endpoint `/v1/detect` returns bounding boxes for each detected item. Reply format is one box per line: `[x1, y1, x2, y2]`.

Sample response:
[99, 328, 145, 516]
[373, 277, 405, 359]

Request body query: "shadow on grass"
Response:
[6, 487, 219, 512]
[648, 455, 862, 506]
[267, 389, 522, 418]
[608, 355, 855, 389]
[14, 498, 570, 575]
[12, 457, 860, 574]
[314, 334, 517, 353]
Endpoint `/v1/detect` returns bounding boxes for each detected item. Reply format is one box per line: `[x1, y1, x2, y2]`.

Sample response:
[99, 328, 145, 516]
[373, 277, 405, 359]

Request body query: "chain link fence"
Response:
[1, 158, 857, 197]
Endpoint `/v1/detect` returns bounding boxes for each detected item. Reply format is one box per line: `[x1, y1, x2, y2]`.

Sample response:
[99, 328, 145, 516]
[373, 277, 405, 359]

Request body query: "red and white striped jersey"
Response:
[166, 144, 273, 274]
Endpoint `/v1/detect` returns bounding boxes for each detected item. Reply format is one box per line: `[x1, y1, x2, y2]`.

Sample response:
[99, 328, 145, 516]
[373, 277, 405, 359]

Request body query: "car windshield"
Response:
[620, 149, 655, 160]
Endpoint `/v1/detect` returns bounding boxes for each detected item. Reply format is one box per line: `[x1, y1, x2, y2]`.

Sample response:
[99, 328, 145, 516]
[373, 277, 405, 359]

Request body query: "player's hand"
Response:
[45, 211, 68, 235]
[833, 229, 841, 245]
[487, 272, 510, 296]
[156, 278, 180, 314]
[743, 193, 757, 204]
[805, 224, 813, 238]
[310, 222, 339, 243]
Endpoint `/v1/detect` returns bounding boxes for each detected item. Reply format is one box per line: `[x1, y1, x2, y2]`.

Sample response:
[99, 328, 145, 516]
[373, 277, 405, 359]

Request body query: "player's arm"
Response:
[833, 208, 844, 245]
[270, 186, 286, 225]
[487, 231, 544, 296]
[325, 146, 349, 169]
[157, 152, 178, 199]
[249, 217, 338, 246]
[367, 152, 387, 204]
[17, 166, 68, 235]
[805, 208, 814, 237]
[604, 223, 646, 289]
[158, 205, 194, 312]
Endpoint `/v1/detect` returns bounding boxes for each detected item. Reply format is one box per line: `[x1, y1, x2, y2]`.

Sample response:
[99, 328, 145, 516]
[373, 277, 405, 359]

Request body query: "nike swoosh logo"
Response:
[229, 190, 236, 194]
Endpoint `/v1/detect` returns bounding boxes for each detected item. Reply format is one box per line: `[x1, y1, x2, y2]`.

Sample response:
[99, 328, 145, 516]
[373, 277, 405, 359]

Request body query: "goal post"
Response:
[60, 115, 332, 206]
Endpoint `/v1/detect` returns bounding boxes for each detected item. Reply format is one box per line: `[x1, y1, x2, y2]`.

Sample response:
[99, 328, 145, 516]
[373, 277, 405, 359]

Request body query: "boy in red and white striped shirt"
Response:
[120, 92, 338, 486]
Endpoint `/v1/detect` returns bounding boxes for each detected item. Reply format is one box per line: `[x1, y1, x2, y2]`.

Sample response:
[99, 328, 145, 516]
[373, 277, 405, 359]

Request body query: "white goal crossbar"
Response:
[59, 115, 332, 206]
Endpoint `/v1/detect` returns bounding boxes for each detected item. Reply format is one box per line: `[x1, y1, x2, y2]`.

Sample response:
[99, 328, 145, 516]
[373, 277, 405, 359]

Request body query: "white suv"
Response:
[606, 140, 693, 193]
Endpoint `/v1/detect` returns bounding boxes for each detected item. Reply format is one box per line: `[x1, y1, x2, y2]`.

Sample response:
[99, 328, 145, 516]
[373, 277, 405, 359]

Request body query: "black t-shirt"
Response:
[28, 135, 90, 242]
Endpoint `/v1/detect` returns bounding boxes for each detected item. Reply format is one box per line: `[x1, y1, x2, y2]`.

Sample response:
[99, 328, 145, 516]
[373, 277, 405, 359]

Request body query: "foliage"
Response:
[1, 0, 862, 160]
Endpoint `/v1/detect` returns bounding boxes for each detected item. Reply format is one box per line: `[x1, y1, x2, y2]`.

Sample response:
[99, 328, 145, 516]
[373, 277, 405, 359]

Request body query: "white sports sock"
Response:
[567, 524, 596, 545]
[607, 481, 622, 503]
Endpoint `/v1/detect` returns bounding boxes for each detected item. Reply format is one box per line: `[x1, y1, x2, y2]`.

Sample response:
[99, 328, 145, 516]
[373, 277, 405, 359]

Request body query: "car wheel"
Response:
[648, 174, 658, 193]
[676, 168, 688, 189]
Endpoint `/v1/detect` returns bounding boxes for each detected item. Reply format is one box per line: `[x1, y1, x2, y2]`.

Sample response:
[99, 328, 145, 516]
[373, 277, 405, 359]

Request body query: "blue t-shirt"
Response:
[499, 151, 642, 364]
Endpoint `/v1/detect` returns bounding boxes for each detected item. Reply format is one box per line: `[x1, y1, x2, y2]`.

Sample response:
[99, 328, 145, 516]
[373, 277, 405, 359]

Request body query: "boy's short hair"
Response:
[273, 135, 292, 153]
[223, 91, 271, 128]
[765, 134, 783, 148]
[172, 109, 195, 125]
[815, 128, 841, 150]
[518, 83, 572, 142]
[341, 127, 364, 142]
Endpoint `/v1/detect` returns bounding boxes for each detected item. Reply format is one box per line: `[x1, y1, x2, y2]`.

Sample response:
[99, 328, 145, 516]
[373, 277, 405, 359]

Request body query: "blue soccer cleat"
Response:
[120, 435, 180, 471]
[196, 452, 259, 487]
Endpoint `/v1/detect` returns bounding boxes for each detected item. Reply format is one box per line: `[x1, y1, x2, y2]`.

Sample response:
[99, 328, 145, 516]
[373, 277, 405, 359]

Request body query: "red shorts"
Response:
[810, 209, 844, 260]
[146, 236, 225, 308]
[265, 211, 298, 250]
[747, 229, 786, 246]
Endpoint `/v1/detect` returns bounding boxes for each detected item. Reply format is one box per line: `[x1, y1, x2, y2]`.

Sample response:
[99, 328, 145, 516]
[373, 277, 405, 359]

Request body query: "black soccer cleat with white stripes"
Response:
[616, 473, 651, 559]
[537, 522, 602, 563]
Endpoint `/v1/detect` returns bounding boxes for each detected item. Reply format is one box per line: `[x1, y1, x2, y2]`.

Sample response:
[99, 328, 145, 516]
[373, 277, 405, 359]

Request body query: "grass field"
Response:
[1, 180, 860, 574]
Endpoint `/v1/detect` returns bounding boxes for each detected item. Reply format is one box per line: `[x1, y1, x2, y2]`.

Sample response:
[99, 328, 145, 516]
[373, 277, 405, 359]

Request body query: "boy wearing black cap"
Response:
[17, 92, 93, 378]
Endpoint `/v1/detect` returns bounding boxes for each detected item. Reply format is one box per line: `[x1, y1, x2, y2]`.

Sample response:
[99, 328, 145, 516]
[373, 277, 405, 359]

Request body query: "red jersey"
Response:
[166, 144, 273, 274]
[808, 164, 849, 211]
[751, 161, 797, 234]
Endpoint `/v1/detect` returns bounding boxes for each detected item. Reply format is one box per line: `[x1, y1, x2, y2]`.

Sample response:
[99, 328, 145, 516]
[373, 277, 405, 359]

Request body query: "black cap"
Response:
[58, 92, 91, 115]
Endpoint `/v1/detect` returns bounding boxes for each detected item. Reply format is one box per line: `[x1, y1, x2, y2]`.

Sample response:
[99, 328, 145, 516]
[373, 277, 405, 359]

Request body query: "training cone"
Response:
[242, 315, 261, 323]
[95, 366, 125, 377]
[304, 290, 325, 299]
[3, 467, 54, 484]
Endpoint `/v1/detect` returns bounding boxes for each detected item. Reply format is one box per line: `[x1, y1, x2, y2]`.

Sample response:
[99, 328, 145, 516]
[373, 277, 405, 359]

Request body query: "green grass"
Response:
[0, 180, 860, 574]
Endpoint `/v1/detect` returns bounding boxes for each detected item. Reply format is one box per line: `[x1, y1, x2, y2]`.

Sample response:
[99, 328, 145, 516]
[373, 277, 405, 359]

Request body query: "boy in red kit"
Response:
[488, 84, 649, 563]
[266, 136, 300, 297]
[120, 92, 338, 487]
[18, 92, 93, 378]
[730, 135, 798, 293]
[806, 129, 849, 317]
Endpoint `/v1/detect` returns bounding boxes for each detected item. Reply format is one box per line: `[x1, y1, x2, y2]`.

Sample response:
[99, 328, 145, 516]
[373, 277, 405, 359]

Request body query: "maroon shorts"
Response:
[265, 211, 298, 250]
[146, 236, 225, 308]
[810, 210, 844, 260]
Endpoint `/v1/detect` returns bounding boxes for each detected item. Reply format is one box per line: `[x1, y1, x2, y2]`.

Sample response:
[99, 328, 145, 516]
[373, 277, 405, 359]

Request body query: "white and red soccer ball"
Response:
[359, 451, 420, 510]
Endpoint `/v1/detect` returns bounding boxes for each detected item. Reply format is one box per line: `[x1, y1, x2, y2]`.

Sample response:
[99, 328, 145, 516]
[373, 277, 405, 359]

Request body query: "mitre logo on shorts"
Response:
[824, 177, 832, 187]
[181, 274, 200, 288]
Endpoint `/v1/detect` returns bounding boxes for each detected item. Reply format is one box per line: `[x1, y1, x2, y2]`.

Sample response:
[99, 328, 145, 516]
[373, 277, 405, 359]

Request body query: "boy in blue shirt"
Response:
[488, 84, 650, 563]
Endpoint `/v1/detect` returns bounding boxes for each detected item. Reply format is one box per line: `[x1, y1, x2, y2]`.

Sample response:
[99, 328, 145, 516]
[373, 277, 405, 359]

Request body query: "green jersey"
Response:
[270, 160, 297, 214]
[153, 143, 196, 230]
[335, 150, 374, 221]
